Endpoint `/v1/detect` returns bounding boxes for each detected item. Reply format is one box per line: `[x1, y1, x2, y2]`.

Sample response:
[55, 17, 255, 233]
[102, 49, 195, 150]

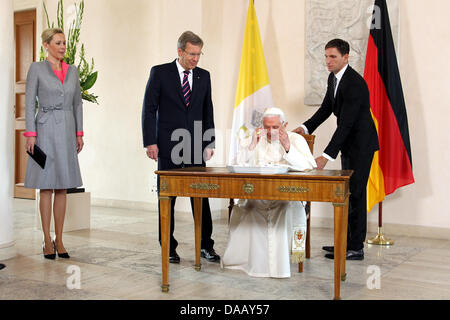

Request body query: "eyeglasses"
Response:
[183, 50, 204, 58]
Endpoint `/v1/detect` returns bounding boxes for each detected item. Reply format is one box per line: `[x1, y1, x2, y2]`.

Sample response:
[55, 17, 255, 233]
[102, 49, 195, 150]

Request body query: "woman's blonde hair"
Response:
[41, 28, 64, 44]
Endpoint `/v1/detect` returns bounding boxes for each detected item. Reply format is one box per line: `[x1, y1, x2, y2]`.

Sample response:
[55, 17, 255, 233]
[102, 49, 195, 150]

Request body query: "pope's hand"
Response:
[249, 128, 264, 151]
[279, 122, 290, 152]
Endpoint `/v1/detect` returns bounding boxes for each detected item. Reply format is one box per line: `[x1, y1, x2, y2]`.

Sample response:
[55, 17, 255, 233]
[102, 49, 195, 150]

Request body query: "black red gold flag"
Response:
[365, 0, 415, 211]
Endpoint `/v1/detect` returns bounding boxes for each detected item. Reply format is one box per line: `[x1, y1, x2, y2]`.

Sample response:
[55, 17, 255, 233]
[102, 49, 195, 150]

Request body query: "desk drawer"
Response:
[159, 176, 349, 203]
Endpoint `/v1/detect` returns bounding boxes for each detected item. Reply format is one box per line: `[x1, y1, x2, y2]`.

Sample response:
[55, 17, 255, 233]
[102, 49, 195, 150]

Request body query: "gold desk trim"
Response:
[160, 180, 169, 192]
[190, 183, 220, 190]
[243, 183, 254, 194]
[332, 202, 346, 207]
[277, 186, 310, 193]
[334, 185, 345, 197]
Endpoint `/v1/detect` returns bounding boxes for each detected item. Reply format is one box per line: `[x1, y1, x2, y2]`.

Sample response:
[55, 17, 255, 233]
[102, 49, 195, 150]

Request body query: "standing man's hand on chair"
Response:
[292, 126, 306, 135]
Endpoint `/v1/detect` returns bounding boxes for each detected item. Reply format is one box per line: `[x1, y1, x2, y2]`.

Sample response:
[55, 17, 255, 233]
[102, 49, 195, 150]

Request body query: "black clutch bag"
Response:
[27, 144, 47, 169]
[67, 188, 85, 194]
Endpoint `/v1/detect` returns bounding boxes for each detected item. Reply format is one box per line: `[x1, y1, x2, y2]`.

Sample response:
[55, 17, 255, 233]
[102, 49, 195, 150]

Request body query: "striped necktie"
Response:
[182, 70, 191, 107]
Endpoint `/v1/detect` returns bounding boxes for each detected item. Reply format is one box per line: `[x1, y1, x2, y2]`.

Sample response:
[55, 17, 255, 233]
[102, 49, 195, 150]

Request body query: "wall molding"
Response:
[93, 198, 450, 241]
[308, 216, 450, 241]
[92, 197, 158, 213]
[0, 241, 16, 261]
[92, 197, 228, 221]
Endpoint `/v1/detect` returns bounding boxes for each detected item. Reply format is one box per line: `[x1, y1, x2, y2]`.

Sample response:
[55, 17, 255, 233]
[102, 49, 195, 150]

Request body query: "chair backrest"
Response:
[300, 134, 315, 154]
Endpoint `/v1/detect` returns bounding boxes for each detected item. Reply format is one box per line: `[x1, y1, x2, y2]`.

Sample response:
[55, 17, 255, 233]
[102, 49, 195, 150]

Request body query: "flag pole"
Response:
[367, 201, 394, 245]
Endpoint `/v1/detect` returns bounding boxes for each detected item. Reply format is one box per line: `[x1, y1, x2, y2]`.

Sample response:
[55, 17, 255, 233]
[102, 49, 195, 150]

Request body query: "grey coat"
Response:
[24, 60, 83, 189]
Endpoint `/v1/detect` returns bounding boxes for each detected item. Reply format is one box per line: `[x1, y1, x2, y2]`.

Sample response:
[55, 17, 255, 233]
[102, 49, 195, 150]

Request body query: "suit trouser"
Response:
[341, 151, 375, 251]
[157, 157, 214, 252]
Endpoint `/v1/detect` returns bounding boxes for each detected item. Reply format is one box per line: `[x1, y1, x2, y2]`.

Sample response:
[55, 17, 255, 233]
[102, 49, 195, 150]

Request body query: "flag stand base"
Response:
[367, 227, 394, 246]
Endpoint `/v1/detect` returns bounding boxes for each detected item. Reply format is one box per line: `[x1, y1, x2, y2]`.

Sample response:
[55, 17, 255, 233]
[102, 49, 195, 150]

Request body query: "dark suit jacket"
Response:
[142, 60, 215, 165]
[303, 66, 379, 161]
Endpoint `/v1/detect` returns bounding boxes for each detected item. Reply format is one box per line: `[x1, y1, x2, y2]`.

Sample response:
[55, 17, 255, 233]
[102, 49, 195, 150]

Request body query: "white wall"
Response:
[1, 0, 16, 260]
[27, 0, 450, 237]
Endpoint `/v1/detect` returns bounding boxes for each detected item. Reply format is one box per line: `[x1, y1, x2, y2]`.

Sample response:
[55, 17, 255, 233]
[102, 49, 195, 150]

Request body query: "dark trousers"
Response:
[157, 157, 214, 252]
[341, 151, 375, 251]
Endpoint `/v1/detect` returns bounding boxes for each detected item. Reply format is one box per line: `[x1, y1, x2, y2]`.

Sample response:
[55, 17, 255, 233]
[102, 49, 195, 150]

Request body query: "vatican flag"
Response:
[228, 0, 274, 165]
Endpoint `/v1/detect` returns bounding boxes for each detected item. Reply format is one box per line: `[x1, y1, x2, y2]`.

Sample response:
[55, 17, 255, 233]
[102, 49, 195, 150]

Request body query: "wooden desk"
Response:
[156, 167, 352, 300]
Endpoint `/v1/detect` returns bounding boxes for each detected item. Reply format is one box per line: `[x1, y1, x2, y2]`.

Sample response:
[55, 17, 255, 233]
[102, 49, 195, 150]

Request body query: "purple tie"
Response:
[182, 70, 191, 107]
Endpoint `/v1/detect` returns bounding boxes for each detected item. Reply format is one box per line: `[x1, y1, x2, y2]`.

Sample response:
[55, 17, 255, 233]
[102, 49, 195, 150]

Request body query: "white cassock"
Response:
[222, 132, 317, 278]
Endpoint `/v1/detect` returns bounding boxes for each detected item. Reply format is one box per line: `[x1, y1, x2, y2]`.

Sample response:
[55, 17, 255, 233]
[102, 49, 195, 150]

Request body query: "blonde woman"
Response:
[24, 28, 84, 259]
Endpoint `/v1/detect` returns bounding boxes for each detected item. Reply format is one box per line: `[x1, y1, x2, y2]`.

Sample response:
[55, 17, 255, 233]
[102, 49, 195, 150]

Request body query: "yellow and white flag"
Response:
[228, 0, 274, 165]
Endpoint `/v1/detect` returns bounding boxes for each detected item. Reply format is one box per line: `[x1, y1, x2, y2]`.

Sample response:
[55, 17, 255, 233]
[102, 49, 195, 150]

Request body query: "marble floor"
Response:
[1, 198, 450, 300]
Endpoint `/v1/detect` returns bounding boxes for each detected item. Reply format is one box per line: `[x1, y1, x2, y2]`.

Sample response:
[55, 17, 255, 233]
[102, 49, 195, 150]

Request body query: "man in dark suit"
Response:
[142, 31, 220, 263]
[294, 39, 379, 260]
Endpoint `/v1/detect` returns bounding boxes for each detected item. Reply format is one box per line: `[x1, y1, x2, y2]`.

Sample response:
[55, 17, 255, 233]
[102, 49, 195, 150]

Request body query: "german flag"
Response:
[365, 0, 415, 212]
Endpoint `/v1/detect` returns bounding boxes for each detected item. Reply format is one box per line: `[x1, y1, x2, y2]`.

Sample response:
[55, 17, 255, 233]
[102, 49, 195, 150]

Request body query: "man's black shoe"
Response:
[323, 246, 352, 253]
[201, 248, 220, 262]
[322, 246, 334, 252]
[324, 249, 364, 261]
[0, 263, 5, 270]
[169, 250, 180, 264]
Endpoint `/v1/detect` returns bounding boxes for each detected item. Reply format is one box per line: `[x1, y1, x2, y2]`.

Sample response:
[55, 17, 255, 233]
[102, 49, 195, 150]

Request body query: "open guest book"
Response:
[227, 164, 311, 174]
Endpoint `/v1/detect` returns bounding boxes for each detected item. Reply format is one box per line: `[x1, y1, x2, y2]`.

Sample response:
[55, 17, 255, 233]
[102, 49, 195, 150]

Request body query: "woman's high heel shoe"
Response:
[53, 240, 70, 259]
[42, 241, 56, 260]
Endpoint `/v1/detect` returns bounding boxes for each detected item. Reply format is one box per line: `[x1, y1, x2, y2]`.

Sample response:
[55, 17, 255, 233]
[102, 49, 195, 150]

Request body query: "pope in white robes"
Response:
[222, 107, 317, 278]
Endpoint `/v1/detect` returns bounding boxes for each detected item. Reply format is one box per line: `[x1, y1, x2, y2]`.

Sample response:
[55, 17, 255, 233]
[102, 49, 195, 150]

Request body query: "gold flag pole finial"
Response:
[367, 202, 394, 245]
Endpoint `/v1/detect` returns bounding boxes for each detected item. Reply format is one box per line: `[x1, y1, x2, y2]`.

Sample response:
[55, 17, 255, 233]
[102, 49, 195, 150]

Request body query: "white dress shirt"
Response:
[301, 64, 349, 161]
[176, 59, 193, 89]
[333, 63, 348, 97]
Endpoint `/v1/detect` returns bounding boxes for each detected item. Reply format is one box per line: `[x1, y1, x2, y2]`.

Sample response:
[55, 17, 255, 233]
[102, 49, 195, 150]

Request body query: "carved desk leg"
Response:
[159, 196, 172, 292]
[333, 202, 345, 300]
[193, 197, 203, 271]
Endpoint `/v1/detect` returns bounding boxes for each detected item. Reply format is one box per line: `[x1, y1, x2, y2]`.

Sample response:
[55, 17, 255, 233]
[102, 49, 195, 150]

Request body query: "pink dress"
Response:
[53, 60, 69, 84]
